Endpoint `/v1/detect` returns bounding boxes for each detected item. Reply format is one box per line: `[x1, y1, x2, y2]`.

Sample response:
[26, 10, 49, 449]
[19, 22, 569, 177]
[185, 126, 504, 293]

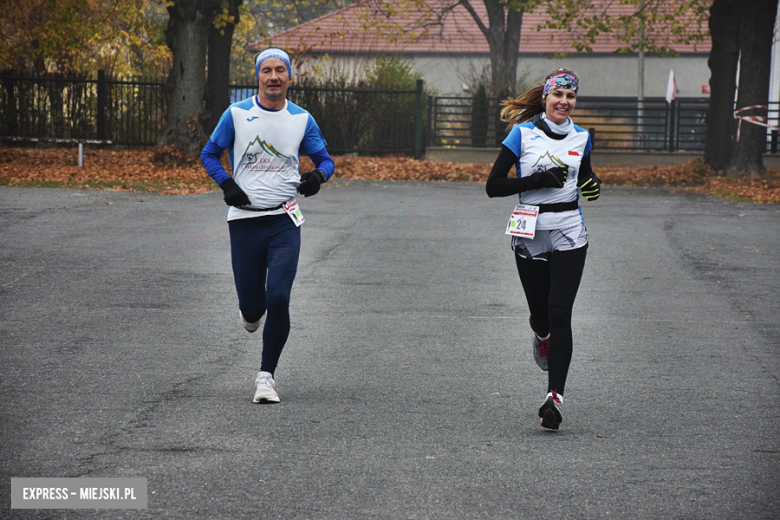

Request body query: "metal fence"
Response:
[227, 84, 425, 155]
[287, 83, 425, 156]
[0, 73, 426, 156]
[429, 95, 780, 153]
[0, 72, 167, 145]
[3, 73, 780, 155]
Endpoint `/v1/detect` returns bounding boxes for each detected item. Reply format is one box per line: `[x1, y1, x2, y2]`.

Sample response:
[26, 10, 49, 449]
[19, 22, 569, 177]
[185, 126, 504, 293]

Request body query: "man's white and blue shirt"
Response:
[201, 96, 334, 221]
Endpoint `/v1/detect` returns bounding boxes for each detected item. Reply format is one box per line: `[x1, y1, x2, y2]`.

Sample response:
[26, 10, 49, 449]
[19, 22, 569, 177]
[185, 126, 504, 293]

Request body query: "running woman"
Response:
[485, 68, 601, 430]
[200, 48, 335, 404]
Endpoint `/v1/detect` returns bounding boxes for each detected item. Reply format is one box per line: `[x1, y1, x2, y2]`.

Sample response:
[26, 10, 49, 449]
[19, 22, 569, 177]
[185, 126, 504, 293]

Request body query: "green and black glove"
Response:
[531, 166, 568, 189]
[577, 174, 601, 201]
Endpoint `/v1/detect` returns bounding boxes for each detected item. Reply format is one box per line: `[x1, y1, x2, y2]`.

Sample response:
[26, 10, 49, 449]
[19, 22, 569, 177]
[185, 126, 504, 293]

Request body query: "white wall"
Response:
[302, 53, 712, 99]
[416, 54, 712, 98]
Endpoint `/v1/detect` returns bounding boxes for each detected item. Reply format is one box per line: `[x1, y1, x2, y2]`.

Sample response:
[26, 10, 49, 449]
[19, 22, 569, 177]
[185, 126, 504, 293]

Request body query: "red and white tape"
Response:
[734, 105, 780, 142]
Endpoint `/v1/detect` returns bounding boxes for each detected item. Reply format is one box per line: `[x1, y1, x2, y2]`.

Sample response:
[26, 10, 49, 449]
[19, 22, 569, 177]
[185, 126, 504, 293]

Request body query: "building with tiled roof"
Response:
[258, 0, 713, 98]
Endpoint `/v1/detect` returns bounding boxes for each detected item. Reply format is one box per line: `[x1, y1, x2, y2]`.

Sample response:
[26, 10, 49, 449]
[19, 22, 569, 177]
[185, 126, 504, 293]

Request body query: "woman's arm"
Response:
[576, 155, 601, 201]
[485, 145, 567, 198]
[485, 146, 536, 198]
[577, 155, 595, 184]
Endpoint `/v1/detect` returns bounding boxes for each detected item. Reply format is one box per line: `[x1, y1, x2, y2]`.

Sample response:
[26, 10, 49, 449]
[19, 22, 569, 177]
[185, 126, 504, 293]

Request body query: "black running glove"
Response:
[298, 170, 325, 197]
[578, 174, 601, 201]
[220, 177, 250, 207]
[531, 166, 568, 189]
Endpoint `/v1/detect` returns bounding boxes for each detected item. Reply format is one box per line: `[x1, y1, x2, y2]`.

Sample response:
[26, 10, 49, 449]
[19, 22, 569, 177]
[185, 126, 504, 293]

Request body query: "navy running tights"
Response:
[515, 244, 587, 395]
[228, 215, 300, 376]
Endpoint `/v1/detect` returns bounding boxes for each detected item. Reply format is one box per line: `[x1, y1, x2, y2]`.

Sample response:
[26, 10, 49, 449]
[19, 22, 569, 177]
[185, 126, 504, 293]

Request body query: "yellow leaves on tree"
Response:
[0, 0, 169, 76]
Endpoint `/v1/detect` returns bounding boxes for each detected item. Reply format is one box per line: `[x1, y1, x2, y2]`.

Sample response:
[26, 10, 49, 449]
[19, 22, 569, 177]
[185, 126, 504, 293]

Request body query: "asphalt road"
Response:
[1, 181, 778, 519]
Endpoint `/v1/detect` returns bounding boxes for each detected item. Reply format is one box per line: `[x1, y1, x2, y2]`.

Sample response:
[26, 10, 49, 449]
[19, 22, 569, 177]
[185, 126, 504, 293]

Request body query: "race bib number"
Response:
[505, 204, 539, 239]
[283, 198, 304, 227]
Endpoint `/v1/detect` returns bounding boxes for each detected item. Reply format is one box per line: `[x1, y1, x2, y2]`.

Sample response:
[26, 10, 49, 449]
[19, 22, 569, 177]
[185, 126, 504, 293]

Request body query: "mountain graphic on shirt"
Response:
[242, 136, 289, 159]
[531, 151, 567, 169]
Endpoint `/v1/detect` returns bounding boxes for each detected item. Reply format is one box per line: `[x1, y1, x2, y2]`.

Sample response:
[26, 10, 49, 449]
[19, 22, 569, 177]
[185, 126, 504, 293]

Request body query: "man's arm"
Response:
[200, 139, 250, 207]
[306, 147, 335, 180]
[297, 115, 335, 197]
[297, 147, 334, 197]
[200, 139, 231, 186]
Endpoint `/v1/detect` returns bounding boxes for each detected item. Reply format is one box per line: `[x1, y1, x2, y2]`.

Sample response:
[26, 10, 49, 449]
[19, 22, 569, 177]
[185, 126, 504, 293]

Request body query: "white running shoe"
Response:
[253, 371, 280, 403]
[240, 310, 264, 333]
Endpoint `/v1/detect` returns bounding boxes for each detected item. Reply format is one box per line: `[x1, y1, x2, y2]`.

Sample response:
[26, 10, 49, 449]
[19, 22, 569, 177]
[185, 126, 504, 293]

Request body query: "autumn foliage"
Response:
[1, 146, 779, 204]
[0, 0, 169, 76]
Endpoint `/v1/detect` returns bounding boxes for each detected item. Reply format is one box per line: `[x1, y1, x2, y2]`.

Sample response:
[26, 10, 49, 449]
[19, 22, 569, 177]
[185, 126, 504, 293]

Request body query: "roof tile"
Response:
[263, 0, 711, 55]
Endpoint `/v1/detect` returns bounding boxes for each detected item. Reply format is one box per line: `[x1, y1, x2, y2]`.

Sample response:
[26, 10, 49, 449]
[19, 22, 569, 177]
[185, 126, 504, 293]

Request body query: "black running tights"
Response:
[515, 244, 588, 395]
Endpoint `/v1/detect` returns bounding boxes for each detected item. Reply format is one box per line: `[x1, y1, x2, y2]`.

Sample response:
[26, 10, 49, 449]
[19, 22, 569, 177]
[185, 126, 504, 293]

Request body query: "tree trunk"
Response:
[158, 0, 214, 157]
[462, 0, 523, 97]
[726, 0, 777, 177]
[488, 2, 523, 97]
[203, 0, 241, 135]
[704, 0, 740, 170]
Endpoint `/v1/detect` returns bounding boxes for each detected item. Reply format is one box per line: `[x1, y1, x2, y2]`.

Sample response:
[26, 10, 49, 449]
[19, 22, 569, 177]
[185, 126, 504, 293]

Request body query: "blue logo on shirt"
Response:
[530, 136, 541, 141]
[246, 116, 259, 122]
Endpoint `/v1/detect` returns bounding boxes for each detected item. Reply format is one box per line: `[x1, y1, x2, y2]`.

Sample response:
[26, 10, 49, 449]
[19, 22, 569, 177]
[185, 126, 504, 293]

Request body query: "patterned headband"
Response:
[542, 72, 578, 98]
[255, 49, 292, 80]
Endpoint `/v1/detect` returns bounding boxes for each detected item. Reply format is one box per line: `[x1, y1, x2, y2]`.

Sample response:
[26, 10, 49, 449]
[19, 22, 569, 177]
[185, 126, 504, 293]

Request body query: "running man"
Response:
[200, 48, 335, 403]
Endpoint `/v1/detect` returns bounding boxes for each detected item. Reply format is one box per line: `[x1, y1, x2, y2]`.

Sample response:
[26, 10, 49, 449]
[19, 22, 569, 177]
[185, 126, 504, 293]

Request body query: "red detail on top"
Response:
[568, 151, 579, 156]
[537, 336, 550, 357]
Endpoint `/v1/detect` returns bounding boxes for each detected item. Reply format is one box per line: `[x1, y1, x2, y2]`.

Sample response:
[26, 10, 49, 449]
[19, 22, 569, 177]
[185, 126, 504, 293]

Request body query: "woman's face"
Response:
[544, 88, 577, 125]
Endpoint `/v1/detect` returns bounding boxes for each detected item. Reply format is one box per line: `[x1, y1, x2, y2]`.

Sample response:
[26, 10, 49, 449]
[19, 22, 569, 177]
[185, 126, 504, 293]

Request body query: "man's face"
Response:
[258, 58, 289, 101]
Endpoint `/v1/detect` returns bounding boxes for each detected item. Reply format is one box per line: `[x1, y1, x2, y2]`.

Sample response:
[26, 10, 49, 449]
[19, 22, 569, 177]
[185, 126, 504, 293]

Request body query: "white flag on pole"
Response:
[665, 70, 677, 104]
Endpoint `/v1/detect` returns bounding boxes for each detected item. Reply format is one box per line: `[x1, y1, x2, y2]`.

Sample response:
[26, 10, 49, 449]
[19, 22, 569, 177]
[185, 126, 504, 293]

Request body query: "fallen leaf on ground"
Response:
[2, 147, 778, 204]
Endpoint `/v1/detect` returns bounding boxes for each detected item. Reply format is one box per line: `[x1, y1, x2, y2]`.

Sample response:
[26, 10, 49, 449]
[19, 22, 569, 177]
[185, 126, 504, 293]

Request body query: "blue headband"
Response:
[255, 49, 292, 80]
[542, 72, 578, 98]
